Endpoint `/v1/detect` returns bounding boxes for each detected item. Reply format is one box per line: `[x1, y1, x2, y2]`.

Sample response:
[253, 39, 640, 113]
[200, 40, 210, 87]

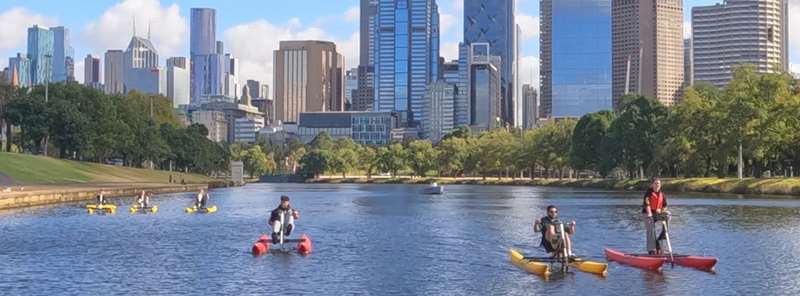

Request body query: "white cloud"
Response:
[0, 7, 56, 68]
[442, 42, 460, 61]
[74, 58, 85, 84]
[791, 63, 800, 74]
[440, 13, 456, 35]
[224, 19, 359, 88]
[82, 0, 187, 59]
[516, 13, 539, 41]
[519, 55, 539, 87]
[344, 6, 359, 22]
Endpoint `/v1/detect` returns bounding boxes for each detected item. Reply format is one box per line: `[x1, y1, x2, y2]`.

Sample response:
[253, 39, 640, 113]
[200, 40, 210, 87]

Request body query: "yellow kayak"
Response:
[86, 204, 117, 214]
[130, 206, 158, 214]
[509, 248, 608, 277]
[185, 205, 217, 214]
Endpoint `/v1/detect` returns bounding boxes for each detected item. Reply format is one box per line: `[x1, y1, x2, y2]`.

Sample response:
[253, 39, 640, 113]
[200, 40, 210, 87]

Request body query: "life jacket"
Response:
[644, 190, 666, 213]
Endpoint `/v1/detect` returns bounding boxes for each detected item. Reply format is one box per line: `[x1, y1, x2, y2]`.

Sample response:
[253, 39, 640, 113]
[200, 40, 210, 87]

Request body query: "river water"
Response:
[1, 183, 799, 295]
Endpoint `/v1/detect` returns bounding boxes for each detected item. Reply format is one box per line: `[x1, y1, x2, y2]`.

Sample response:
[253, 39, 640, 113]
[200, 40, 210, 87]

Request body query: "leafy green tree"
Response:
[375, 143, 407, 177]
[436, 137, 469, 176]
[241, 145, 271, 178]
[569, 111, 614, 175]
[607, 95, 668, 178]
[299, 149, 333, 179]
[406, 140, 438, 177]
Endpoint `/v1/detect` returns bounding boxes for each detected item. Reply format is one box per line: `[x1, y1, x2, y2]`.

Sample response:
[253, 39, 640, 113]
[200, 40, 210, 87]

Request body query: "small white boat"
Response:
[422, 183, 444, 195]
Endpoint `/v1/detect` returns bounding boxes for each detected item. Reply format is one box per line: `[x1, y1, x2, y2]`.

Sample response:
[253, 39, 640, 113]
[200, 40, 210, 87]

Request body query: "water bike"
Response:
[252, 209, 312, 256]
[130, 205, 158, 214]
[605, 216, 717, 272]
[185, 205, 217, 214]
[86, 204, 117, 214]
[510, 223, 608, 278]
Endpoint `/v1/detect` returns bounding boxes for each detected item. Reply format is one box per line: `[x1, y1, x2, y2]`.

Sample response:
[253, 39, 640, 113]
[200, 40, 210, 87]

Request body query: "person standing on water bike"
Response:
[643, 177, 670, 254]
[269, 195, 300, 243]
[534, 205, 576, 258]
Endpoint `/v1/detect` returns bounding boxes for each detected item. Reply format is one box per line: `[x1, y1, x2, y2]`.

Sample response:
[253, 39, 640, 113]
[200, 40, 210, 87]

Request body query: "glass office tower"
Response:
[374, 0, 440, 127]
[542, 0, 612, 118]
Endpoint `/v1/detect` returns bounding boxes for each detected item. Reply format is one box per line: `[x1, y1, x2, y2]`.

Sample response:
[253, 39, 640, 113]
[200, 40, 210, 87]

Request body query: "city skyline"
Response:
[3, 0, 794, 91]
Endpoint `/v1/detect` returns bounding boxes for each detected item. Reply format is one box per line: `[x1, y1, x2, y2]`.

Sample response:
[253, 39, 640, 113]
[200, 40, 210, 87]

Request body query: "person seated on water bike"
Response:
[96, 190, 107, 205]
[268, 195, 300, 243]
[136, 190, 149, 208]
[195, 189, 209, 209]
[534, 205, 576, 259]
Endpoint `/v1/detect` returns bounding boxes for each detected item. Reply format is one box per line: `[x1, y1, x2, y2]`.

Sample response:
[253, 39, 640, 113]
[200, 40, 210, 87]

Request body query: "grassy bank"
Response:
[0, 152, 213, 185]
[308, 176, 800, 196]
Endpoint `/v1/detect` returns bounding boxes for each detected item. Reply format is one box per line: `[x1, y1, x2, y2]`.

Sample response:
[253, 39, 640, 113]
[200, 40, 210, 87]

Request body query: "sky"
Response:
[0, 0, 798, 89]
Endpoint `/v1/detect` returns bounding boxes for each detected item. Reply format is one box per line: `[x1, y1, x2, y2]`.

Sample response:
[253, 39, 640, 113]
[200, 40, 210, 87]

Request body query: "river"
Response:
[1, 183, 799, 295]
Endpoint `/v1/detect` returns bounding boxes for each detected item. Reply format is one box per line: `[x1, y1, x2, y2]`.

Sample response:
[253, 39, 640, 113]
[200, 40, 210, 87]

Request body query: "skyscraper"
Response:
[345, 68, 358, 109]
[167, 57, 190, 107]
[51, 26, 74, 83]
[223, 53, 239, 99]
[541, 0, 613, 118]
[373, 0, 440, 127]
[104, 50, 124, 94]
[246, 80, 261, 99]
[191, 8, 219, 103]
[354, 0, 378, 111]
[27, 25, 54, 85]
[123, 35, 163, 95]
[612, 0, 684, 108]
[273, 40, 345, 123]
[522, 84, 538, 129]
[8, 53, 31, 88]
[469, 43, 502, 131]
[692, 0, 788, 88]
[84, 54, 100, 86]
[684, 38, 693, 88]
[421, 80, 455, 142]
[464, 0, 516, 125]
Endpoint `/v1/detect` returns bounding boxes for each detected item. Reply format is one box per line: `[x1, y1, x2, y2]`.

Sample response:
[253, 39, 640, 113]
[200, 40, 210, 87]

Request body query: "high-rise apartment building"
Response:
[51, 26, 74, 83]
[104, 50, 124, 94]
[373, 0, 440, 127]
[692, 0, 788, 88]
[421, 80, 456, 142]
[246, 80, 261, 99]
[84, 54, 100, 85]
[191, 8, 220, 104]
[541, 0, 613, 118]
[612, 0, 684, 107]
[167, 57, 190, 107]
[464, 0, 516, 125]
[345, 68, 358, 109]
[273, 40, 345, 123]
[469, 43, 502, 132]
[522, 84, 538, 129]
[8, 53, 31, 88]
[354, 0, 378, 111]
[27, 25, 54, 85]
[684, 39, 693, 87]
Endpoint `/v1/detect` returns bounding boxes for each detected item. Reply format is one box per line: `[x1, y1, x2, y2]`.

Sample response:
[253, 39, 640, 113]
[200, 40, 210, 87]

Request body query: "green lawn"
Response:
[0, 152, 212, 185]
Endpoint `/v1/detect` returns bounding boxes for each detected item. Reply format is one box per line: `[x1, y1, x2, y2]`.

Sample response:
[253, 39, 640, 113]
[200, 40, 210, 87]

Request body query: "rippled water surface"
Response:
[1, 183, 800, 295]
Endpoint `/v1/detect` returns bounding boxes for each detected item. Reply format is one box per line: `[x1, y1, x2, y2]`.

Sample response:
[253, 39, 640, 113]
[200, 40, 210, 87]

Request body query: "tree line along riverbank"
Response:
[308, 176, 800, 197]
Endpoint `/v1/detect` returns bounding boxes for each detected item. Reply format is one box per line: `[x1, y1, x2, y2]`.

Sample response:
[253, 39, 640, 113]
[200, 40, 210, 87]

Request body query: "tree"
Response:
[299, 150, 333, 179]
[531, 120, 576, 179]
[375, 144, 407, 177]
[241, 145, 271, 178]
[569, 111, 614, 175]
[357, 145, 378, 179]
[607, 95, 668, 178]
[436, 137, 469, 176]
[331, 138, 360, 178]
[406, 140, 438, 177]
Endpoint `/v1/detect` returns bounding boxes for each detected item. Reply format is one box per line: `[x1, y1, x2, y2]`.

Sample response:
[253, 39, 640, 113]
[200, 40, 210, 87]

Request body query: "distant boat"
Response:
[422, 183, 444, 195]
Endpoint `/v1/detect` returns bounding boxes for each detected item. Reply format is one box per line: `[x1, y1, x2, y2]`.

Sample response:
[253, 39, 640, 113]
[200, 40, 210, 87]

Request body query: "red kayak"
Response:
[605, 248, 665, 271]
[252, 234, 313, 256]
[629, 253, 717, 271]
